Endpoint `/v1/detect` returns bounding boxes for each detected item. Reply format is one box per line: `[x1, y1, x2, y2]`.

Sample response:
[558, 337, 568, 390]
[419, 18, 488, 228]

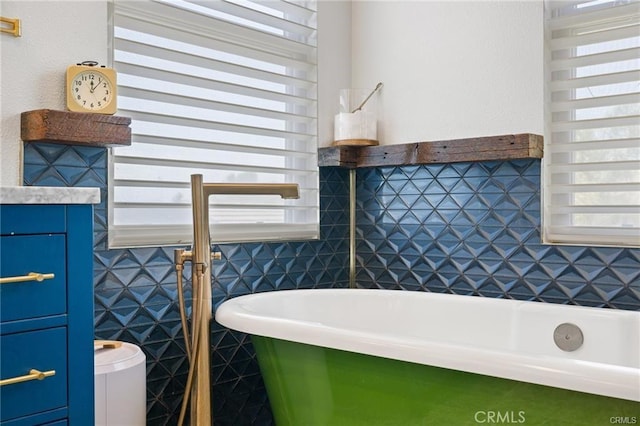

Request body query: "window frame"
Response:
[107, 0, 320, 249]
[543, 0, 640, 248]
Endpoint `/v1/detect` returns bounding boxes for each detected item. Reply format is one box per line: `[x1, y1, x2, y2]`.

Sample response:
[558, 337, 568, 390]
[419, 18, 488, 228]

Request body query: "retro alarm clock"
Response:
[66, 61, 117, 114]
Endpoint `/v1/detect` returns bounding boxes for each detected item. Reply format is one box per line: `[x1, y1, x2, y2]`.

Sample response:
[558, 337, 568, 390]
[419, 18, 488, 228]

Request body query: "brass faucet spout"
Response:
[203, 183, 299, 199]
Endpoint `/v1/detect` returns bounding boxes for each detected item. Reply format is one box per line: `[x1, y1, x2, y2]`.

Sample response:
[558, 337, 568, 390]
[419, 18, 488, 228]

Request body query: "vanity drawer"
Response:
[0, 327, 68, 422]
[0, 205, 65, 235]
[0, 235, 67, 322]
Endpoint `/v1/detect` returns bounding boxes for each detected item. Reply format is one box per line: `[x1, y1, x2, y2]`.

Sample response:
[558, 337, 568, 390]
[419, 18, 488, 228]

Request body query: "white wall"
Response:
[350, 0, 544, 145]
[318, 1, 352, 148]
[0, 1, 108, 186]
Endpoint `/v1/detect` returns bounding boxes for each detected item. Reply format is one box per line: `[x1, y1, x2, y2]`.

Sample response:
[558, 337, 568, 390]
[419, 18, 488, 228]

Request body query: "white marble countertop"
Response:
[0, 186, 100, 205]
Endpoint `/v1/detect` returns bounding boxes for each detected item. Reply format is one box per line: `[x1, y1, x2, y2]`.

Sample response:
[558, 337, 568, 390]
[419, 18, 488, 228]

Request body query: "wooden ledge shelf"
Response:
[318, 133, 543, 168]
[21, 109, 131, 147]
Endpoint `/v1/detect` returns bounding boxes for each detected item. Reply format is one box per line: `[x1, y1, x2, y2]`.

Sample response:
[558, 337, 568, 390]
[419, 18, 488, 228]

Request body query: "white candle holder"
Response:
[333, 87, 379, 146]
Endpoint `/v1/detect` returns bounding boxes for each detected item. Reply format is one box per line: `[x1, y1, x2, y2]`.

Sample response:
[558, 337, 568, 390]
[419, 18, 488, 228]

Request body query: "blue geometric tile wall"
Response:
[24, 142, 350, 425]
[355, 159, 640, 310]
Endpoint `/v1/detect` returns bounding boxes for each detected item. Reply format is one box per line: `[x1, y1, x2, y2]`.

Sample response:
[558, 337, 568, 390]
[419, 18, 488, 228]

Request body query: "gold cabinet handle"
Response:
[0, 369, 56, 387]
[0, 272, 55, 284]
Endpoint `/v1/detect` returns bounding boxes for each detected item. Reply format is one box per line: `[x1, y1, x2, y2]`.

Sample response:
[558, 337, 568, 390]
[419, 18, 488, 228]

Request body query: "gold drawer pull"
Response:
[0, 272, 55, 284]
[0, 369, 56, 387]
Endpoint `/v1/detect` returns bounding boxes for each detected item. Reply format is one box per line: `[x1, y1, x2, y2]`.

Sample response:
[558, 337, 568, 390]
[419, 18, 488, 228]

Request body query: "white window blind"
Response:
[109, 0, 319, 248]
[545, 0, 640, 247]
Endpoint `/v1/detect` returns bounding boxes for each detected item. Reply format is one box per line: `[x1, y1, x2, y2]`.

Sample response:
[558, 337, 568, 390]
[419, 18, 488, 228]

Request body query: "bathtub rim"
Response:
[215, 288, 640, 402]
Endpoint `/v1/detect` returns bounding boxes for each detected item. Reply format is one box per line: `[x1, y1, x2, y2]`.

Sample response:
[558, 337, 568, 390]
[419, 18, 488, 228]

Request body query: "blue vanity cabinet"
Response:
[0, 204, 94, 426]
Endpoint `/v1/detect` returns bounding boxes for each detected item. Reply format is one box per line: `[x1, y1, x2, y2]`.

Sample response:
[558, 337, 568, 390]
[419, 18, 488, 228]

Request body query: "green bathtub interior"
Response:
[252, 336, 639, 426]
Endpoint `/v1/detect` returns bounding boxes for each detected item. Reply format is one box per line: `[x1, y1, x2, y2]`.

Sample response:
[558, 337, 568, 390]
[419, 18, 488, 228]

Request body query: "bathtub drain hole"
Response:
[553, 323, 583, 352]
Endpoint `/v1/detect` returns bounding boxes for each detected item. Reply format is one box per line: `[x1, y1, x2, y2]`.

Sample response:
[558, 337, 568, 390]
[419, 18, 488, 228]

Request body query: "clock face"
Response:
[70, 70, 114, 111]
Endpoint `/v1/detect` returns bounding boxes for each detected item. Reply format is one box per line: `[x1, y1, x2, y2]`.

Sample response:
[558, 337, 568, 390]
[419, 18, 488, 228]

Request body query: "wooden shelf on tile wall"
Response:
[21, 109, 131, 147]
[318, 133, 543, 168]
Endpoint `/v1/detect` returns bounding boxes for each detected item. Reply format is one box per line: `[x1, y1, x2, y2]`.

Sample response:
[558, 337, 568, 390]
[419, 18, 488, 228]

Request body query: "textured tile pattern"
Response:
[24, 143, 349, 425]
[356, 160, 640, 310]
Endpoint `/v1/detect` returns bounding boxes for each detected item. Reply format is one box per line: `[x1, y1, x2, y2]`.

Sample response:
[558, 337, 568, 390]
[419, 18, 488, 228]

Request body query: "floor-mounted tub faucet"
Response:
[175, 174, 299, 426]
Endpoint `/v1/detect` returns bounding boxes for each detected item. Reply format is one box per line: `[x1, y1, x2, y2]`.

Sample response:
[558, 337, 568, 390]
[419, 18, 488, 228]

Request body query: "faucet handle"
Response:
[174, 249, 192, 266]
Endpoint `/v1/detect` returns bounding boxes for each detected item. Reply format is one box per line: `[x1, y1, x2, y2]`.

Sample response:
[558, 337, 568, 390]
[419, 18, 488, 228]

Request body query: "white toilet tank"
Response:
[94, 340, 146, 426]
